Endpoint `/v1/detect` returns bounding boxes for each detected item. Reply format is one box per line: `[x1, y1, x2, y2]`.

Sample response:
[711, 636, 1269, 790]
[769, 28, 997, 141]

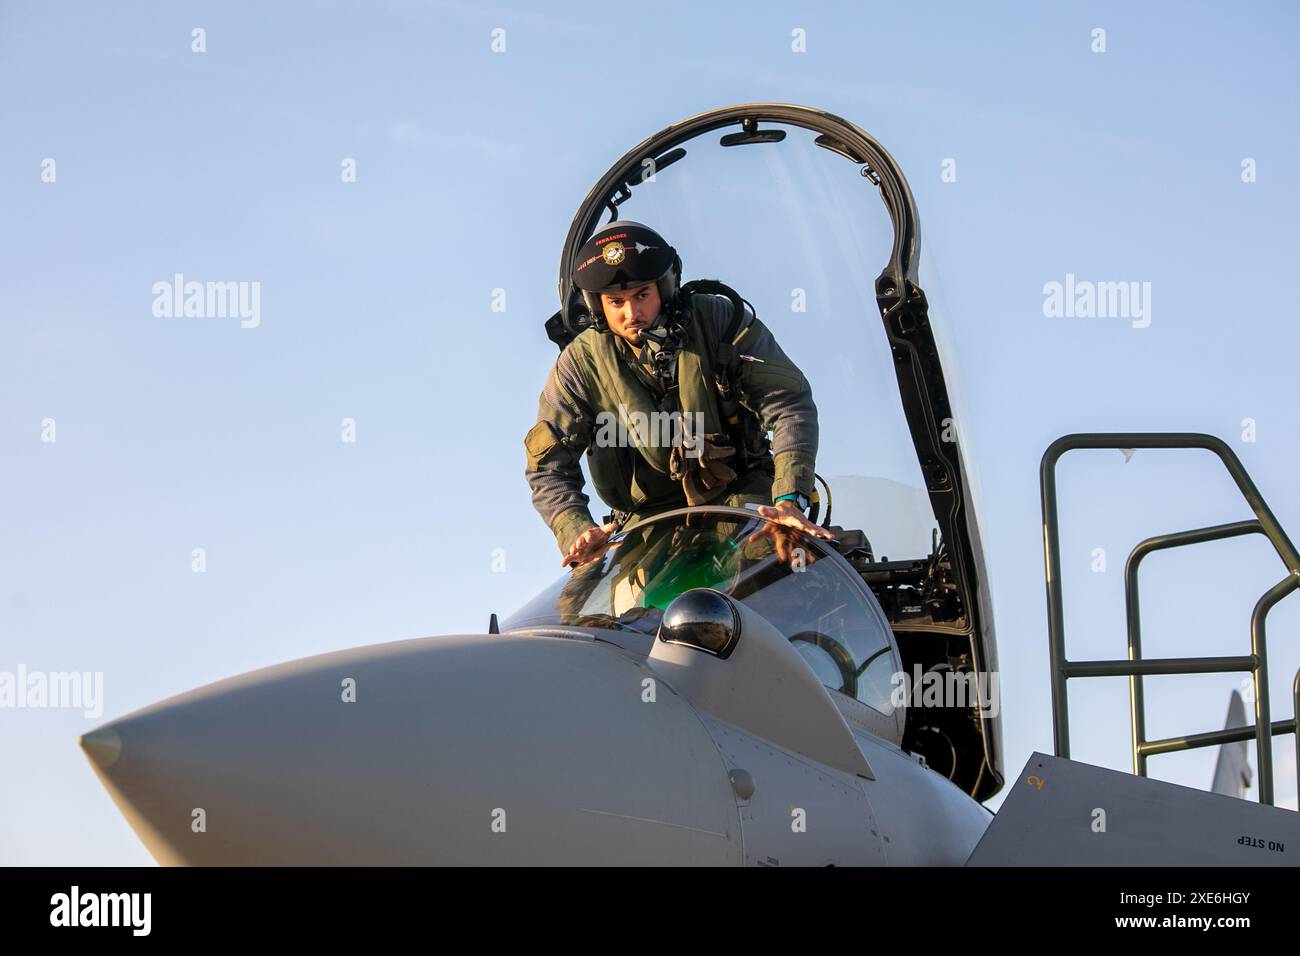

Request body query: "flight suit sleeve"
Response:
[525, 351, 599, 553]
[716, 300, 819, 502]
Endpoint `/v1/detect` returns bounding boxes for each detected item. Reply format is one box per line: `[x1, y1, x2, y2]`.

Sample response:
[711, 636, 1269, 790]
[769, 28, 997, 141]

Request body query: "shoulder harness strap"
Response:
[675, 279, 755, 400]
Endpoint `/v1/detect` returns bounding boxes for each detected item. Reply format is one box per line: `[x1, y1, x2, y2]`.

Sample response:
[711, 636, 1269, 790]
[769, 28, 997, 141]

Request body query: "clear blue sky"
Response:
[2, 0, 1298, 865]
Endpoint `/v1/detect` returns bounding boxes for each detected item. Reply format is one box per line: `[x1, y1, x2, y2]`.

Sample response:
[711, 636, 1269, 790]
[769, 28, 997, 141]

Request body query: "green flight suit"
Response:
[526, 292, 818, 553]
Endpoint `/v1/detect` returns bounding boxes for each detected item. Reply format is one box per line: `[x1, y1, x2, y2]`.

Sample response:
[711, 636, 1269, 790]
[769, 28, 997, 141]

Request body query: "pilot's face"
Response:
[600, 282, 661, 346]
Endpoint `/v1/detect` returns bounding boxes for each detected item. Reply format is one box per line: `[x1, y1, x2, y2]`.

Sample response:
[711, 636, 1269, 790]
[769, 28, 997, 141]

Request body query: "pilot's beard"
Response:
[620, 312, 665, 349]
[639, 313, 667, 347]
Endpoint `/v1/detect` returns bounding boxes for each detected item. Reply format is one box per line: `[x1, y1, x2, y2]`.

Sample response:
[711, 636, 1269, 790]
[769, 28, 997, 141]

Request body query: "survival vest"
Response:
[562, 281, 772, 517]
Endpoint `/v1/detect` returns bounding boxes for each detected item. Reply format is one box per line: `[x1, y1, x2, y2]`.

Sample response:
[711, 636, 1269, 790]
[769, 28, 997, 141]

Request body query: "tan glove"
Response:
[669, 433, 738, 506]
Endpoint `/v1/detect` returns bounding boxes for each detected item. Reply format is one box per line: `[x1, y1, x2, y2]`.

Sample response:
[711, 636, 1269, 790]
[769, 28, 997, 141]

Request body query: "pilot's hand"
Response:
[562, 522, 619, 569]
[761, 500, 836, 539]
[748, 501, 835, 566]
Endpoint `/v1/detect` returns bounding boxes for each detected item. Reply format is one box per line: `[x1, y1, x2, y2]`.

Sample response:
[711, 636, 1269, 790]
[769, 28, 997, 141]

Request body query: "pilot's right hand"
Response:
[562, 522, 619, 569]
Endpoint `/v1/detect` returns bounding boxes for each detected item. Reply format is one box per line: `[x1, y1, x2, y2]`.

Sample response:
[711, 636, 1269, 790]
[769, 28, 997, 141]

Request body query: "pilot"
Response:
[525, 220, 834, 567]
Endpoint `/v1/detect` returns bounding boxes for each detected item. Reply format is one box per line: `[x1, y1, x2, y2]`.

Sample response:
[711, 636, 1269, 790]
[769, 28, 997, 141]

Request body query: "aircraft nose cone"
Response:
[81, 633, 741, 865]
[79, 726, 123, 770]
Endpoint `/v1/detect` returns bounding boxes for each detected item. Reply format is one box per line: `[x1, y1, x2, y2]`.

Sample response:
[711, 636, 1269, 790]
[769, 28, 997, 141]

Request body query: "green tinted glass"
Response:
[639, 532, 740, 610]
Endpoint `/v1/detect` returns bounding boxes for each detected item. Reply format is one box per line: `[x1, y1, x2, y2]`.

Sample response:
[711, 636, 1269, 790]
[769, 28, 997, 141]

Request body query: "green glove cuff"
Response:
[772, 451, 815, 501]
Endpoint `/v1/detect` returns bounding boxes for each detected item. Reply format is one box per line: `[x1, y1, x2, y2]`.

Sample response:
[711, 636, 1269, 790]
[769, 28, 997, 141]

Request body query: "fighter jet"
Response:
[81, 103, 1299, 865]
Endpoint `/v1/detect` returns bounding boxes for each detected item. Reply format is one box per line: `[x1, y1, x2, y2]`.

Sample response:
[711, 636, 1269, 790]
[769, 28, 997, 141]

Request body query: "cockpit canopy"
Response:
[504, 507, 901, 719]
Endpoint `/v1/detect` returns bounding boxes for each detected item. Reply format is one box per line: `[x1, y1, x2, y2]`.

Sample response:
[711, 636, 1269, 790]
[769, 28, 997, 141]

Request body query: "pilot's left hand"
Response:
[747, 500, 835, 566]
[759, 500, 835, 539]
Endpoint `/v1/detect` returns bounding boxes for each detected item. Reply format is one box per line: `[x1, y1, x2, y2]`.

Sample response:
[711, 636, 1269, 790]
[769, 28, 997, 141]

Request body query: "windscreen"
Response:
[503, 508, 900, 715]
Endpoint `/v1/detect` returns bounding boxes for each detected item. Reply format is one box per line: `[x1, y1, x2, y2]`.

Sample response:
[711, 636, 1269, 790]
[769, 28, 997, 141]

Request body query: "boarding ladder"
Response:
[1041, 433, 1300, 806]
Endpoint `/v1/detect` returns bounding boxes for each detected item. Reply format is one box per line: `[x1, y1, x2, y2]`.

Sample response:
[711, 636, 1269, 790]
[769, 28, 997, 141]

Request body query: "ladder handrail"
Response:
[1040, 432, 1300, 807]
[1125, 520, 1265, 780]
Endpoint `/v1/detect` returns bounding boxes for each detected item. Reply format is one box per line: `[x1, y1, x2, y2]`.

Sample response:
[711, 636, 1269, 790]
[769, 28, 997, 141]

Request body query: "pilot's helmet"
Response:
[572, 221, 681, 326]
